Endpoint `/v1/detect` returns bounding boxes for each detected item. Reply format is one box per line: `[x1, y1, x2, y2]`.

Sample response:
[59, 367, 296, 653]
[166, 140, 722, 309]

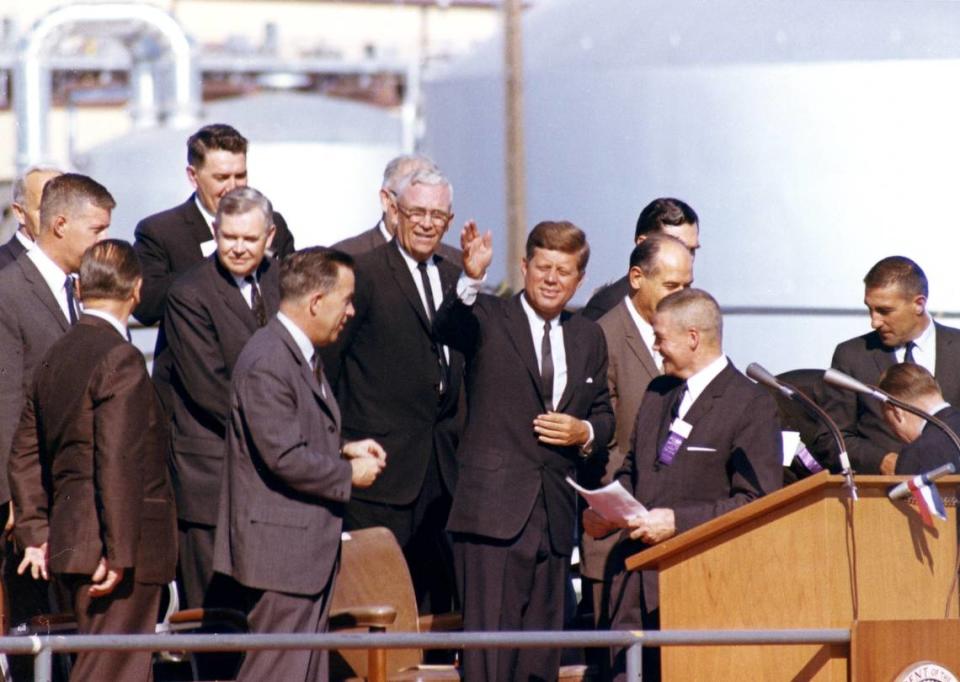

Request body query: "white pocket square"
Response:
[586, 377, 594, 384]
[687, 446, 717, 453]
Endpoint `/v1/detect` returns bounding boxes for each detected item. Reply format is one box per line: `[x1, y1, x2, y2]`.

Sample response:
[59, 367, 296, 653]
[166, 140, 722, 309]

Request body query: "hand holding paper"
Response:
[567, 476, 648, 527]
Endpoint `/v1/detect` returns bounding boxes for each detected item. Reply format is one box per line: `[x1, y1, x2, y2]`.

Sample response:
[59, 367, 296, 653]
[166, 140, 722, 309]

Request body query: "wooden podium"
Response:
[626, 473, 960, 680]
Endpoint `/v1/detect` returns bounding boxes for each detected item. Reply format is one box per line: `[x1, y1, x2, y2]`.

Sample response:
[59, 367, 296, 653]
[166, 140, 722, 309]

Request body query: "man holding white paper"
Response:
[584, 288, 782, 682]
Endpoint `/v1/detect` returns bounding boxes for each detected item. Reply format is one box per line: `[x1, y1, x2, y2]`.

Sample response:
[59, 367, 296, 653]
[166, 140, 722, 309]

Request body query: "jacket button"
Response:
[328, 425, 335, 433]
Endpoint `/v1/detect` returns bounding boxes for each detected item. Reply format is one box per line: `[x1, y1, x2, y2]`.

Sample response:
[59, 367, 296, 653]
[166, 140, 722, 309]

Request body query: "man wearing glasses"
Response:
[321, 168, 463, 615]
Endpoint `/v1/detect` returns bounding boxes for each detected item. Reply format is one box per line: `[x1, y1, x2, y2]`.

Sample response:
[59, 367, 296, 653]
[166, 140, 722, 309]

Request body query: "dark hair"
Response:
[187, 124, 248, 168]
[629, 233, 689, 275]
[216, 186, 274, 228]
[79, 239, 141, 301]
[863, 256, 928, 298]
[280, 247, 354, 302]
[525, 221, 590, 273]
[878, 362, 941, 402]
[39, 173, 115, 234]
[635, 197, 699, 241]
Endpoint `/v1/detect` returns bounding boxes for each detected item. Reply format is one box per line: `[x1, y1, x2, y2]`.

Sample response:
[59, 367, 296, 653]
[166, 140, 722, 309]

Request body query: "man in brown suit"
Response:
[10, 240, 177, 681]
[214, 247, 386, 682]
[579, 233, 693, 631]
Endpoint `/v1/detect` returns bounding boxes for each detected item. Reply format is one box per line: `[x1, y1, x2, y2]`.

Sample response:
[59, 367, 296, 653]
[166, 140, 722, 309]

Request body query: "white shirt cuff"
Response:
[581, 420, 595, 456]
[456, 273, 485, 305]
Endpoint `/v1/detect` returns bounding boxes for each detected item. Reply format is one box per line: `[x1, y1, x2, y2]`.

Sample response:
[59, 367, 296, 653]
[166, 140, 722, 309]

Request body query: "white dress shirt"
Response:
[678, 354, 729, 419]
[623, 295, 663, 372]
[14, 230, 35, 252]
[26, 246, 74, 322]
[83, 308, 128, 339]
[897, 316, 937, 376]
[396, 242, 450, 363]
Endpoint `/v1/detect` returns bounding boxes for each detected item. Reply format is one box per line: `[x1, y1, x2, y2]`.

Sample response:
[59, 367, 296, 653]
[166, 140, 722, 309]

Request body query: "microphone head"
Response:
[746, 363, 795, 398]
[823, 368, 882, 399]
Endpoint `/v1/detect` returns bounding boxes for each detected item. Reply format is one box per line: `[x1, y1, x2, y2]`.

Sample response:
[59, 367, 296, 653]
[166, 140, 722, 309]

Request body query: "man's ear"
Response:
[186, 164, 199, 190]
[10, 202, 26, 226]
[51, 215, 67, 238]
[132, 277, 143, 306]
[379, 189, 394, 215]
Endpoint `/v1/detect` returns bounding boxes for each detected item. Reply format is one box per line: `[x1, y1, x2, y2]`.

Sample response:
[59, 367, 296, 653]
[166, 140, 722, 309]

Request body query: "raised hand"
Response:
[461, 220, 493, 280]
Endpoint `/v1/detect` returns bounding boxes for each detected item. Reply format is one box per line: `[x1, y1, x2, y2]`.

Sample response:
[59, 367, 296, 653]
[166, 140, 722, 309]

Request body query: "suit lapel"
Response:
[617, 301, 659, 379]
[18, 257, 70, 332]
[934, 322, 960, 401]
[682, 362, 736, 436]
[183, 196, 216, 252]
[385, 242, 431, 333]
[273, 320, 340, 428]
[505, 294, 546, 406]
[557, 312, 584, 413]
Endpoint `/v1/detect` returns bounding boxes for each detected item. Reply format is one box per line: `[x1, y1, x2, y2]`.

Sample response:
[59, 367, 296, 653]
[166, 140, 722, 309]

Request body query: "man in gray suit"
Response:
[333, 153, 439, 256]
[818, 256, 960, 474]
[214, 247, 386, 682]
[579, 233, 693, 631]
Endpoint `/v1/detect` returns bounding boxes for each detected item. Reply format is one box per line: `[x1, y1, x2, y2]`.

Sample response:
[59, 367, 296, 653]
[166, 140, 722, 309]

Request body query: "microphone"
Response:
[824, 368, 960, 463]
[888, 462, 956, 500]
[746, 363, 858, 500]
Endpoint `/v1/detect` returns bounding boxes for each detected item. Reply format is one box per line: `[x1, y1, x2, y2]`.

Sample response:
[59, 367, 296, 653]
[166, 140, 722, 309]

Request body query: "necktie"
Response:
[904, 341, 917, 364]
[311, 353, 327, 399]
[245, 275, 267, 327]
[417, 261, 448, 394]
[64, 275, 78, 324]
[541, 320, 554, 412]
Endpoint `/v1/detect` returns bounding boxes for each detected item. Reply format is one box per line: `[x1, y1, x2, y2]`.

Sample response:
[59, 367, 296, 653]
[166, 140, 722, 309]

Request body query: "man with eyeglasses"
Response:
[321, 167, 464, 615]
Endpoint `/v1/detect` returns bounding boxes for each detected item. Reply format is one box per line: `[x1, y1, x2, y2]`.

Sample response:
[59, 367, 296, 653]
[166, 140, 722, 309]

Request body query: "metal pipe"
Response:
[626, 641, 642, 681]
[14, 2, 197, 172]
[33, 643, 51, 682]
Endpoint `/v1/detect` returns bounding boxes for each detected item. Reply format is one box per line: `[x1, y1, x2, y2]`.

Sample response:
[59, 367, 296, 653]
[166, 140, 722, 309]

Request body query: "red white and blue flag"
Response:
[906, 475, 948, 528]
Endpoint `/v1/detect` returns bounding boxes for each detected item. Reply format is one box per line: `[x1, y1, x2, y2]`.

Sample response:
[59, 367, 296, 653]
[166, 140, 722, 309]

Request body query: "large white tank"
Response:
[422, 0, 960, 372]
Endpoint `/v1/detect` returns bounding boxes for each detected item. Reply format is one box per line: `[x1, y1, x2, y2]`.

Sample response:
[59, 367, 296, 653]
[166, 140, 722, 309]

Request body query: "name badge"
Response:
[658, 418, 692, 466]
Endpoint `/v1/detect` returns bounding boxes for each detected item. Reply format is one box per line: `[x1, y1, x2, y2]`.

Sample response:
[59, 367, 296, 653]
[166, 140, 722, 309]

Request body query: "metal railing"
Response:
[0, 628, 851, 682]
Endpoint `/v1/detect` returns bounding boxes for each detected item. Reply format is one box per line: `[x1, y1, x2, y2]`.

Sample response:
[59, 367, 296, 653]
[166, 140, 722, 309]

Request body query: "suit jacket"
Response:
[213, 318, 353, 595]
[0, 233, 27, 270]
[579, 299, 659, 580]
[819, 323, 960, 473]
[434, 291, 614, 555]
[333, 221, 463, 262]
[580, 274, 631, 322]
[162, 256, 280, 526]
[133, 195, 295, 326]
[9, 315, 176, 584]
[895, 405, 960, 475]
[321, 241, 464, 504]
[613, 363, 782, 610]
[0, 254, 71, 504]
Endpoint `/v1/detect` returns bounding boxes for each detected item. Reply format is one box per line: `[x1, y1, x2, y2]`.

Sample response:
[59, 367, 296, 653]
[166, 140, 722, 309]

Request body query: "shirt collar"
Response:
[14, 229, 35, 251]
[194, 194, 216, 230]
[684, 354, 729, 404]
[395, 239, 436, 272]
[277, 311, 315, 368]
[910, 315, 935, 352]
[82, 308, 128, 338]
[26, 245, 70, 297]
[520, 291, 561, 328]
[378, 218, 392, 243]
[623, 295, 658, 359]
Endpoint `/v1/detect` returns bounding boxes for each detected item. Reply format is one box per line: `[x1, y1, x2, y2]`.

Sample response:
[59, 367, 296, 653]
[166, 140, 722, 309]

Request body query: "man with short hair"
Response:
[580, 197, 700, 321]
[159, 186, 281, 613]
[585, 288, 781, 681]
[878, 363, 960, 474]
[213, 247, 386, 682]
[133, 124, 296, 326]
[334, 153, 444, 256]
[580, 233, 693, 631]
[0, 166, 61, 269]
[10, 239, 177, 682]
[322, 167, 464, 614]
[819, 256, 960, 474]
[434, 220, 614, 682]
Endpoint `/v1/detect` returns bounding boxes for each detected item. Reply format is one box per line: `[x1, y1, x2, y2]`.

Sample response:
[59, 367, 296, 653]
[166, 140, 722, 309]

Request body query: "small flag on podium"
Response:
[905, 475, 948, 528]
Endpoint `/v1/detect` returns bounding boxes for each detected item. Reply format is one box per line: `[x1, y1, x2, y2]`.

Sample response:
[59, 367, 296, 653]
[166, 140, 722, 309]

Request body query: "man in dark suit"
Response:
[160, 186, 280, 613]
[876, 363, 960, 474]
[214, 247, 386, 682]
[10, 240, 177, 681]
[580, 234, 693, 633]
[322, 167, 464, 613]
[585, 288, 782, 681]
[580, 197, 700, 321]
[434, 220, 614, 682]
[0, 166, 61, 269]
[818, 256, 960, 474]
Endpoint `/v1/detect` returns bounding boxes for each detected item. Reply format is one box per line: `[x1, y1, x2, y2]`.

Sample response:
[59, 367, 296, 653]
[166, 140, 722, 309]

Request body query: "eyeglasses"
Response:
[397, 204, 454, 228]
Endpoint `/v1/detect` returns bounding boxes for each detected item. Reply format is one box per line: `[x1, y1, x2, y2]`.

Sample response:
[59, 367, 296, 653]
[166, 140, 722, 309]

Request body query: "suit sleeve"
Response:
[584, 330, 615, 453]
[9, 386, 48, 549]
[92, 346, 152, 569]
[0, 295, 24, 504]
[164, 283, 231, 427]
[432, 287, 482, 356]
[672, 390, 783, 533]
[133, 220, 175, 326]
[816, 344, 892, 473]
[235, 360, 352, 502]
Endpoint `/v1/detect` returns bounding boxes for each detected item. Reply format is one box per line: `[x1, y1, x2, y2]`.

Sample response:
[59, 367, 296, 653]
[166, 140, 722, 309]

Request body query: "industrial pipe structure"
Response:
[14, 2, 198, 172]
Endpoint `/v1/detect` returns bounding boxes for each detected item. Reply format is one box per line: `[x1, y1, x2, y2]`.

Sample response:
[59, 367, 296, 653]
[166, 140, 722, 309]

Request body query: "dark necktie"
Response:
[64, 275, 78, 325]
[541, 320, 554, 412]
[417, 261, 448, 394]
[245, 275, 267, 327]
[904, 340, 917, 364]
